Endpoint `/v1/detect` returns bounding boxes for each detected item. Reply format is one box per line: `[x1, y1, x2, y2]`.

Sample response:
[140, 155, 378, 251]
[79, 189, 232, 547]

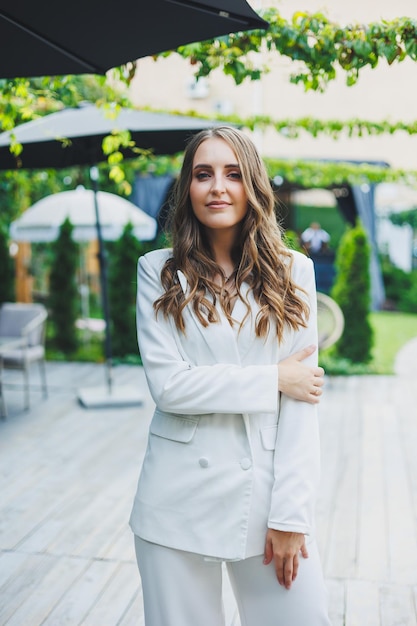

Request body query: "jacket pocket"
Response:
[260, 425, 278, 450]
[150, 410, 198, 443]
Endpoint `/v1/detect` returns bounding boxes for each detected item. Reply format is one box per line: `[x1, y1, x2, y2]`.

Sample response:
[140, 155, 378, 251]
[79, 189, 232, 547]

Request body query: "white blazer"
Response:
[129, 248, 321, 561]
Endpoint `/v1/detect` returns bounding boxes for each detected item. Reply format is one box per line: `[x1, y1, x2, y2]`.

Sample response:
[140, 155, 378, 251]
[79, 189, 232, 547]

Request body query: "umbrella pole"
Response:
[90, 166, 113, 394]
[77, 168, 144, 409]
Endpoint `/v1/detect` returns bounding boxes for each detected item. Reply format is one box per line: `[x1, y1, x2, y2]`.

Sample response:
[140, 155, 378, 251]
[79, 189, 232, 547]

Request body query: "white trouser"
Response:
[134, 536, 332, 626]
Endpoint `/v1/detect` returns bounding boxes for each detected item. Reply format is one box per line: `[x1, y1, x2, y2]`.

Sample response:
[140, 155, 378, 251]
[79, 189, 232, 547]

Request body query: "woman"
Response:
[130, 127, 331, 626]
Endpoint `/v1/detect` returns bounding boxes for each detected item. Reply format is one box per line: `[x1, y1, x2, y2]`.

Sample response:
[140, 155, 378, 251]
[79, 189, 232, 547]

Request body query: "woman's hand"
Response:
[278, 345, 324, 404]
[264, 529, 308, 589]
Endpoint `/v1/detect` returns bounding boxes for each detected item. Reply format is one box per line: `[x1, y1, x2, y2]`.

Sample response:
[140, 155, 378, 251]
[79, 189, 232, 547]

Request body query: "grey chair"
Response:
[0, 302, 48, 411]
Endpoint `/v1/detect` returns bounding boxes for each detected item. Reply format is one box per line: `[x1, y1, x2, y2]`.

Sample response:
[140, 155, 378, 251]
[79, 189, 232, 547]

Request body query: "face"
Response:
[189, 137, 248, 236]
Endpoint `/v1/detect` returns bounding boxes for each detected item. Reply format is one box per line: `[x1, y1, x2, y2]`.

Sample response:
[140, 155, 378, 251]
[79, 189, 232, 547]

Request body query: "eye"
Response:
[195, 171, 211, 180]
[228, 171, 242, 179]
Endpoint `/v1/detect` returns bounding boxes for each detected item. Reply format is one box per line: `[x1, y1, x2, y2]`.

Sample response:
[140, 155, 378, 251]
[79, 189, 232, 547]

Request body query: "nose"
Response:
[210, 173, 226, 194]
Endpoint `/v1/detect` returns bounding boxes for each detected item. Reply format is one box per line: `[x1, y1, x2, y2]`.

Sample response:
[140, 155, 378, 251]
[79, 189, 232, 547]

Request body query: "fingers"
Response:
[275, 555, 291, 588]
[291, 552, 300, 582]
[308, 367, 325, 403]
[300, 542, 309, 559]
[292, 344, 316, 362]
[310, 380, 323, 401]
[265, 530, 308, 589]
[278, 348, 325, 403]
[263, 537, 273, 565]
[274, 551, 301, 589]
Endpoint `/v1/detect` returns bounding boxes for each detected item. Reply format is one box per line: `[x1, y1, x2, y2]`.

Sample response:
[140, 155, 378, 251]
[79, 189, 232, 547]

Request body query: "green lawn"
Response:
[369, 311, 417, 374]
[319, 310, 417, 375]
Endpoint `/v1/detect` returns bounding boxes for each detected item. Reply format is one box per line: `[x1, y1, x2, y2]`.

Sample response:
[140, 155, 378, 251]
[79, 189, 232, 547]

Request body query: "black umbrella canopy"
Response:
[0, 0, 268, 79]
[0, 105, 234, 170]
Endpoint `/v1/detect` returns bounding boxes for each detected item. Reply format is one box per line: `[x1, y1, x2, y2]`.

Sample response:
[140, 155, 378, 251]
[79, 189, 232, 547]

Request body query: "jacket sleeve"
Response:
[136, 253, 279, 415]
[268, 255, 321, 536]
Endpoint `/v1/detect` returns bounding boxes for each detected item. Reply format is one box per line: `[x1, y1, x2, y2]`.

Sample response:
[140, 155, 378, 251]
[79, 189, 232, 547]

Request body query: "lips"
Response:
[207, 202, 231, 208]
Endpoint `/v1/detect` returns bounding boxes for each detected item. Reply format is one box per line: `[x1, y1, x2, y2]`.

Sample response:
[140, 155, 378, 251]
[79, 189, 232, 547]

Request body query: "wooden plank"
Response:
[357, 398, 389, 581]
[2, 362, 417, 625]
[103, 524, 137, 563]
[316, 377, 349, 554]
[0, 551, 29, 589]
[0, 553, 60, 624]
[413, 587, 417, 622]
[82, 562, 141, 626]
[9, 405, 149, 555]
[41, 559, 119, 625]
[4, 556, 88, 626]
[380, 584, 417, 626]
[118, 591, 145, 626]
[325, 578, 345, 626]
[34, 444, 143, 558]
[396, 379, 417, 569]
[321, 377, 361, 579]
[382, 403, 417, 584]
[345, 579, 380, 626]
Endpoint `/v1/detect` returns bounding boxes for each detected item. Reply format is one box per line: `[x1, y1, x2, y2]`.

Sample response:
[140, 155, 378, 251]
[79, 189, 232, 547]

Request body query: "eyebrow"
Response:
[193, 163, 240, 170]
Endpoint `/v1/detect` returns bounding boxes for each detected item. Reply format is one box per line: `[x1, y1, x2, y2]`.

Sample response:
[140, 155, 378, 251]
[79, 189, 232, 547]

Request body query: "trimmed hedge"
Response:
[331, 222, 373, 363]
[0, 222, 14, 304]
[48, 218, 79, 354]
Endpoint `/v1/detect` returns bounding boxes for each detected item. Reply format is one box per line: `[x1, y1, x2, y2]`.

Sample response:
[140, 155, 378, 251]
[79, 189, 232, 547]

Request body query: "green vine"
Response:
[216, 114, 417, 139]
[264, 157, 417, 188]
[120, 151, 417, 189]
[163, 9, 417, 91]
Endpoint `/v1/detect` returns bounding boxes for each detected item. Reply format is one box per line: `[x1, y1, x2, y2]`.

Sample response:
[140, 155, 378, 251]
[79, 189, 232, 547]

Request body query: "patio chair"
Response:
[317, 292, 345, 351]
[0, 302, 48, 411]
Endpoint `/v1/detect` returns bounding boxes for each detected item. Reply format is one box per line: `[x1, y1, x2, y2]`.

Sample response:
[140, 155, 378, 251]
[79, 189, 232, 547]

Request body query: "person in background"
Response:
[130, 127, 331, 626]
[301, 222, 330, 254]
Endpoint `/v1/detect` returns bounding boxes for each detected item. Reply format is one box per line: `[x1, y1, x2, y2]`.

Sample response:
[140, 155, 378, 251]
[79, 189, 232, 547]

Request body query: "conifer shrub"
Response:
[108, 223, 144, 358]
[48, 218, 79, 354]
[380, 256, 417, 313]
[331, 221, 373, 363]
[0, 222, 14, 304]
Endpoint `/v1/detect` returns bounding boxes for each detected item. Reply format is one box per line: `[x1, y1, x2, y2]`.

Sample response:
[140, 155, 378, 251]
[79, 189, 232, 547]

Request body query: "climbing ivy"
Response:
[264, 157, 417, 188]
[2, 9, 417, 198]
[210, 113, 417, 140]
[168, 9, 417, 91]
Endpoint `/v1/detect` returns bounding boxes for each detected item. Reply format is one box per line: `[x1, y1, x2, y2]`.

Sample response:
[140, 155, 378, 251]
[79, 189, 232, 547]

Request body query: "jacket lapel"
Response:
[234, 285, 262, 356]
[177, 270, 242, 365]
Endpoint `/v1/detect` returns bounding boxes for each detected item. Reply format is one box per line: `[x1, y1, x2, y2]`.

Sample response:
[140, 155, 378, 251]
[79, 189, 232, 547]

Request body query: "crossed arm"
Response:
[266, 344, 325, 590]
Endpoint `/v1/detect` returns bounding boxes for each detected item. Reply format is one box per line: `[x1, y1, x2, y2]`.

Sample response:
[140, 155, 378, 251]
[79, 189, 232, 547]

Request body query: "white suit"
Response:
[129, 248, 330, 625]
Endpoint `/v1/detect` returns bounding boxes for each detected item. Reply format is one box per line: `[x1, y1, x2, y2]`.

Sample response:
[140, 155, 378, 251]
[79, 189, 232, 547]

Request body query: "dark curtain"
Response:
[131, 174, 175, 233]
[351, 185, 385, 310]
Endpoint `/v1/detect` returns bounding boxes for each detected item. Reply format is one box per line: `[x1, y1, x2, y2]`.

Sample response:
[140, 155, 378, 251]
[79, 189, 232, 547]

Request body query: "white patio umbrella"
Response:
[10, 186, 157, 243]
[10, 187, 157, 382]
[11, 187, 157, 406]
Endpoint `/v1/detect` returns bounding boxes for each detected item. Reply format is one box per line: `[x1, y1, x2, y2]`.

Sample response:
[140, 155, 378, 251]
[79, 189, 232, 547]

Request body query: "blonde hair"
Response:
[154, 126, 309, 340]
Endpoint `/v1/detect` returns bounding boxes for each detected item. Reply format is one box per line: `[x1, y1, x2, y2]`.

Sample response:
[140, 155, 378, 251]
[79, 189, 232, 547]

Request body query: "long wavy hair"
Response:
[154, 126, 309, 340]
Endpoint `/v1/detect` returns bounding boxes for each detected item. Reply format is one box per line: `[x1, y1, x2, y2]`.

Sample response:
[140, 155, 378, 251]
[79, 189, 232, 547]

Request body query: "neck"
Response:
[205, 225, 238, 256]
[206, 231, 236, 278]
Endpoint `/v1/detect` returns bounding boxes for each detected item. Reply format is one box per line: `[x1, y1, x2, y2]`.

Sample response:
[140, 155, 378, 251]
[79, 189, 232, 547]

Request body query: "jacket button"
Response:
[240, 457, 252, 470]
[199, 457, 209, 468]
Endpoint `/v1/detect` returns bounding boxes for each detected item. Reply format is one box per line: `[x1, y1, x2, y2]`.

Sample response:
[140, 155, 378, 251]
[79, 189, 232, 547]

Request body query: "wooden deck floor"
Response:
[0, 360, 417, 625]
